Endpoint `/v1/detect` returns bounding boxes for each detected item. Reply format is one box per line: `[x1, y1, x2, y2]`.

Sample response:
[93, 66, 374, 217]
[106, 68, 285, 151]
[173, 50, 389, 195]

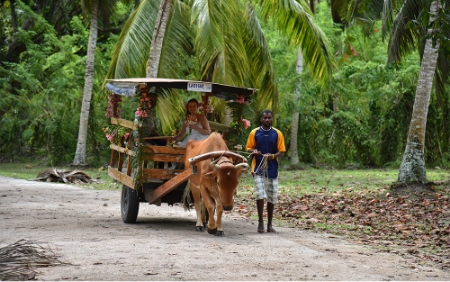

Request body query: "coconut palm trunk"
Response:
[138, 0, 171, 142]
[73, 0, 99, 165]
[397, 0, 440, 182]
[147, 0, 171, 78]
[289, 48, 303, 166]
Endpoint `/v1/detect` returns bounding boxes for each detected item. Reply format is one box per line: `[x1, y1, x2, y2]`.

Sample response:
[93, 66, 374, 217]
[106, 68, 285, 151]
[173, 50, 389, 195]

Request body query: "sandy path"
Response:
[0, 176, 447, 281]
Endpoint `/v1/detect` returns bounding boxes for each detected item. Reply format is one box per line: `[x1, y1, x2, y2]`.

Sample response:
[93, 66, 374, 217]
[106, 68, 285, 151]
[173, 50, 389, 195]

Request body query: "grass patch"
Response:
[242, 167, 449, 198]
[0, 162, 117, 190]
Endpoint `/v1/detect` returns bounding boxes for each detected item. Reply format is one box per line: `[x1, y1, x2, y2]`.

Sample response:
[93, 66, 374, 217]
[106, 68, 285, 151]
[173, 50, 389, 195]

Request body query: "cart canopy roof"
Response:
[105, 78, 257, 100]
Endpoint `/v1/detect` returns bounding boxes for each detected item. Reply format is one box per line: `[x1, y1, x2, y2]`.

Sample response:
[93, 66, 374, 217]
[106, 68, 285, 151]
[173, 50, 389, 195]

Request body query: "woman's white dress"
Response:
[177, 121, 209, 148]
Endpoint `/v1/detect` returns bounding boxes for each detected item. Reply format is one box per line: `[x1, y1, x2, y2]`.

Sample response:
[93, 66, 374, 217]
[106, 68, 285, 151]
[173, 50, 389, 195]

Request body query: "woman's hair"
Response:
[185, 98, 199, 115]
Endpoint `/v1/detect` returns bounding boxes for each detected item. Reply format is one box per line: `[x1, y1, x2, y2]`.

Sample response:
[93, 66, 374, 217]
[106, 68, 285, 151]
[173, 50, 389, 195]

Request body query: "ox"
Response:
[184, 132, 248, 236]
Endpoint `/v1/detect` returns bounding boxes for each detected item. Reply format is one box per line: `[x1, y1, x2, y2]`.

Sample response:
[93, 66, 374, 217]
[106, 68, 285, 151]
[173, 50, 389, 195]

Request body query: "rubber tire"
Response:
[121, 185, 139, 223]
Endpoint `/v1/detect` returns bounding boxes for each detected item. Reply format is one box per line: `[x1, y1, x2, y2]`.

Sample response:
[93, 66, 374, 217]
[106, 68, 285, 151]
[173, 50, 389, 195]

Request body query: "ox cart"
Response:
[104, 78, 256, 223]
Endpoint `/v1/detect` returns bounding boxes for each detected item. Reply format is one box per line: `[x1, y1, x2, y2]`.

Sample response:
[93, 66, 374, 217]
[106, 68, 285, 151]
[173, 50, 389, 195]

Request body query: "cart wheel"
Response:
[121, 185, 139, 223]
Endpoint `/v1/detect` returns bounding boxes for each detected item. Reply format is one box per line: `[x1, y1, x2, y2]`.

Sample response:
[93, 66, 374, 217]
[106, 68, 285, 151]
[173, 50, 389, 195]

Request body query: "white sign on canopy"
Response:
[187, 82, 212, 92]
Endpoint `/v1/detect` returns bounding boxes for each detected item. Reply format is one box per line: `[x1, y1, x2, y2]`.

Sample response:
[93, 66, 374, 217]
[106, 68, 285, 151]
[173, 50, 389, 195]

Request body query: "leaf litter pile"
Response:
[0, 240, 67, 280]
[32, 168, 101, 184]
[234, 181, 450, 269]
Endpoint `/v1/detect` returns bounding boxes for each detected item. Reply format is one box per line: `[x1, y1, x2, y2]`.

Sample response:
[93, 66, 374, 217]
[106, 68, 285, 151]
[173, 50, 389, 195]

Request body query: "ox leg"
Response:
[202, 193, 217, 235]
[190, 183, 205, 232]
[194, 199, 204, 232]
[215, 203, 225, 237]
[200, 199, 209, 228]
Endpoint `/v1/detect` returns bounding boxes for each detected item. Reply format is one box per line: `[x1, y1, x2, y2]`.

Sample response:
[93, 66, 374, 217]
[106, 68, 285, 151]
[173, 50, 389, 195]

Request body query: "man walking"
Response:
[246, 110, 286, 233]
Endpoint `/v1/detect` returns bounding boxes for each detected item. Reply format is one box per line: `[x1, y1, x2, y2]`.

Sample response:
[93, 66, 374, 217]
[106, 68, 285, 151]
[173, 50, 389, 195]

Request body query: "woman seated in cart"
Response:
[170, 98, 210, 148]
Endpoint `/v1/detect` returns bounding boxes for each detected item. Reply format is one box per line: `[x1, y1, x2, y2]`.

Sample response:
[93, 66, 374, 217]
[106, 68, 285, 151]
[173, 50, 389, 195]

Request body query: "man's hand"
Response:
[264, 153, 275, 160]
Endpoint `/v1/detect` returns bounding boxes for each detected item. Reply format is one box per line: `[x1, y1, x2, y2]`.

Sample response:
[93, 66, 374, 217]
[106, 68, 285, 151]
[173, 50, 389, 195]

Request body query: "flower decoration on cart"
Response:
[103, 126, 130, 144]
[105, 94, 131, 144]
[105, 95, 123, 118]
[135, 93, 154, 117]
[235, 95, 245, 104]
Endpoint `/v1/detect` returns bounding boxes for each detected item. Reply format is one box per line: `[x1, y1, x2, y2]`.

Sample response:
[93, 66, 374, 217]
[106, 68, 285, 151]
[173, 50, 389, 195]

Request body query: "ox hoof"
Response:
[215, 231, 225, 237]
[196, 226, 205, 232]
[207, 227, 217, 235]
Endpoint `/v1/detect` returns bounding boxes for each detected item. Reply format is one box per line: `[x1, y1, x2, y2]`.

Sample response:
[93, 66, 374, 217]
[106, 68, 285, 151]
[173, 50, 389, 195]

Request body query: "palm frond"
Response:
[254, 71, 279, 122]
[387, 0, 422, 64]
[331, 0, 385, 34]
[158, 0, 195, 79]
[344, 0, 359, 24]
[192, 0, 249, 86]
[362, 0, 385, 18]
[105, 0, 160, 80]
[433, 0, 450, 99]
[242, 2, 279, 117]
[258, 0, 335, 85]
[153, 0, 196, 133]
[329, 0, 358, 27]
[80, 0, 120, 25]
[381, 0, 396, 40]
[435, 46, 450, 103]
[154, 88, 187, 134]
[98, 0, 118, 25]
[354, 0, 384, 36]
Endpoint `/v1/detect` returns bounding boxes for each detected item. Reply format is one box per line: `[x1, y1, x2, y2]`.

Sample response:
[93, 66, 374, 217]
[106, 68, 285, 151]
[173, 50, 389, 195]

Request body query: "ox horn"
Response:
[210, 161, 221, 171]
[235, 163, 249, 171]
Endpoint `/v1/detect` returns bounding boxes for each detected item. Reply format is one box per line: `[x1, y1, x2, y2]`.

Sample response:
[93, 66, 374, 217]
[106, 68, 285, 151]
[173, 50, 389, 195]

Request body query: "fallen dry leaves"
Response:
[234, 182, 450, 268]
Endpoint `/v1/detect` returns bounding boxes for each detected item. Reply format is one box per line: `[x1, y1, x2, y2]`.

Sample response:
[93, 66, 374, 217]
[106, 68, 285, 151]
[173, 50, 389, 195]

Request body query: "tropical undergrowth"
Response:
[0, 3, 130, 167]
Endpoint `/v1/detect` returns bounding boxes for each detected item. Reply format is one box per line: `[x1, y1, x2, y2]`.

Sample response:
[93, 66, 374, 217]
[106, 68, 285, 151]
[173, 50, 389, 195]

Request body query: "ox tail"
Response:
[181, 180, 192, 211]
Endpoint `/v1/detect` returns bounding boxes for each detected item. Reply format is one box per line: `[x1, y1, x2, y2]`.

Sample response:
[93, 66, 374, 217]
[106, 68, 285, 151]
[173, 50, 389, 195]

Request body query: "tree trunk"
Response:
[147, 0, 171, 78]
[397, 0, 440, 182]
[309, 0, 315, 14]
[223, 106, 232, 126]
[72, 0, 99, 165]
[10, 0, 18, 32]
[139, 0, 171, 147]
[289, 48, 303, 166]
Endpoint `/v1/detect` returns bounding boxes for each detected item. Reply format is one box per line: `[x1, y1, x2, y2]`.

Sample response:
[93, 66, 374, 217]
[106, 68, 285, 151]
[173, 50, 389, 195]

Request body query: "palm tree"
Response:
[287, 0, 338, 168]
[393, 0, 443, 182]
[73, 0, 134, 165]
[289, 48, 303, 167]
[147, 0, 171, 79]
[106, 0, 335, 134]
[73, 0, 100, 166]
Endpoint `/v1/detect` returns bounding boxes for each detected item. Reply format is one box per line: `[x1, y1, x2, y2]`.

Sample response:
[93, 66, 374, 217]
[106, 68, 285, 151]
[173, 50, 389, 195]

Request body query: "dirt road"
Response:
[0, 175, 448, 281]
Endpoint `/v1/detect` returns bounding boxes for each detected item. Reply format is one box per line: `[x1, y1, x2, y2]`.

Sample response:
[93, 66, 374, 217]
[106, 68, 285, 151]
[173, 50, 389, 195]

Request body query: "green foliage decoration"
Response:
[224, 95, 255, 151]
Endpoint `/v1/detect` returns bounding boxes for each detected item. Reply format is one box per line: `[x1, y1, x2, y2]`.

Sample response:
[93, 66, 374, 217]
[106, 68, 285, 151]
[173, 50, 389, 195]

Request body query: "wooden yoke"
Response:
[188, 151, 247, 165]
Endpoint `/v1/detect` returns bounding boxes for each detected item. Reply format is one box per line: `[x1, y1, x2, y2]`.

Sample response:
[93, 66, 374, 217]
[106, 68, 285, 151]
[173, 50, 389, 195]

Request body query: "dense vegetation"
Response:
[0, 0, 449, 170]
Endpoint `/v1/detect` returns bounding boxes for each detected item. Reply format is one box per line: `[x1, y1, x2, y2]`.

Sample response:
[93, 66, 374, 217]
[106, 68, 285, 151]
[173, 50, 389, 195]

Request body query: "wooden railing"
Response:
[107, 117, 231, 188]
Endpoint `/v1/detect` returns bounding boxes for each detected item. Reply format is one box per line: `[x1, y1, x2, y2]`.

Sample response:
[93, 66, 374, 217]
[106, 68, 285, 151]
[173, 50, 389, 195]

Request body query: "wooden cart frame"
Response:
[105, 78, 256, 223]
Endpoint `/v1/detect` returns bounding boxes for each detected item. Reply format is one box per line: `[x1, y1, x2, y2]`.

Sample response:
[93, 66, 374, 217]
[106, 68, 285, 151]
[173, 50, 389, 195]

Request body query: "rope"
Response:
[254, 153, 270, 181]
[210, 151, 227, 165]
